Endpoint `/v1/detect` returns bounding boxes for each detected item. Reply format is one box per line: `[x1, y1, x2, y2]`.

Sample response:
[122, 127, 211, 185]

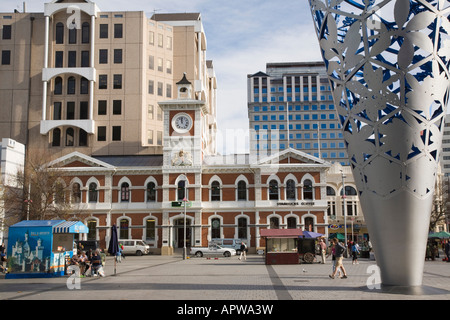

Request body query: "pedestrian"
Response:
[326, 241, 341, 277]
[116, 243, 123, 263]
[319, 238, 327, 264]
[90, 249, 105, 277]
[445, 241, 450, 263]
[329, 238, 348, 279]
[238, 242, 247, 261]
[351, 242, 360, 264]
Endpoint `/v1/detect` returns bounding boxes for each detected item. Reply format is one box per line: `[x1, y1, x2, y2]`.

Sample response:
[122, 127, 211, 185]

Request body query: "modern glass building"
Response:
[247, 62, 348, 165]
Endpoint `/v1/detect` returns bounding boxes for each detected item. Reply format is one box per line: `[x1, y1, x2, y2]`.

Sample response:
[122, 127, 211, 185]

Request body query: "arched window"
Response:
[72, 183, 81, 203]
[238, 217, 248, 239]
[178, 180, 187, 201]
[69, 25, 77, 44]
[146, 182, 156, 202]
[88, 182, 98, 203]
[146, 218, 156, 241]
[211, 218, 220, 239]
[54, 77, 62, 95]
[67, 76, 76, 94]
[119, 219, 129, 239]
[66, 128, 74, 146]
[82, 22, 90, 44]
[327, 186, 336, 196]
[269, 180, 279, 200]
[56, 22, 64, 44]
[121, 182, 130, 202]
[287, 217, 297, 229]
[87, 220, 97, 240]
[52, 128, 61, 147]
[237, 181, 247, 201]
[303, 179, 313, 200]
[305, 217, 314, 232]
[340, 186, 357, 196]
[211, 181, 220, 201]
[286, 179, 296, 200]
[270, 217, 280, 229]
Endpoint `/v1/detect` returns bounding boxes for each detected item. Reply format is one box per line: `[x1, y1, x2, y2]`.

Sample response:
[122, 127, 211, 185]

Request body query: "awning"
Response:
[260, 229, 303, 238]
[53, 221, 89, 234]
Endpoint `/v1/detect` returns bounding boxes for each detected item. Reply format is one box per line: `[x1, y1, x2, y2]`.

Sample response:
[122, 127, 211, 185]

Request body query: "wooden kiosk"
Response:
[260, 229, 303, 265]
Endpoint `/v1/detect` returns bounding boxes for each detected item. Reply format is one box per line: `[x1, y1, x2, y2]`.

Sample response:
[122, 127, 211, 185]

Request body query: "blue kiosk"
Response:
[6, 220, 89, 279]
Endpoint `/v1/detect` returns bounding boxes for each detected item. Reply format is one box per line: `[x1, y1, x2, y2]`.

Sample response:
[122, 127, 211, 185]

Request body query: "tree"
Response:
[1, 150, 90, 228]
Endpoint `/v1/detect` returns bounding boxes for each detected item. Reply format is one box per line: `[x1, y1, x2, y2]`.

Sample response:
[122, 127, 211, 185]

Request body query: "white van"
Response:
[120, 240, 149, 256]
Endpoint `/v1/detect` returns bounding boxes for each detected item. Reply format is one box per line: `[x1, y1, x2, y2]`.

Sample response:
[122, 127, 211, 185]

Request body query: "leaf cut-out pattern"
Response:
[309, 0, 450, 198]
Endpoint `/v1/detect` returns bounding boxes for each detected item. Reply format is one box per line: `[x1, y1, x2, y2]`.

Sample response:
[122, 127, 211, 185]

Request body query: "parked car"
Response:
[210, 238, 246, 253]
[120, 240, 150, 256]
[190, 244, 236, 257]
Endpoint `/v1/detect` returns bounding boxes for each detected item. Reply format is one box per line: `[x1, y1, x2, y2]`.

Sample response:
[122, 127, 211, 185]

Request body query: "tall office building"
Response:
[0, 0, 217, 160]
[248, 62, 348, 165]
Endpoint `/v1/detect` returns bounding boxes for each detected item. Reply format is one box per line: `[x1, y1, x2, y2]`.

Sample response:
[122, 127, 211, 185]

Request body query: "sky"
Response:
[1, 0, 323, 154]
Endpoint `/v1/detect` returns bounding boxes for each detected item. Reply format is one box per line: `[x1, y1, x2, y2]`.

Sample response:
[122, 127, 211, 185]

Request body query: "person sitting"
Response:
[78, 251, 89, 276]
[90, 250, 104, 277]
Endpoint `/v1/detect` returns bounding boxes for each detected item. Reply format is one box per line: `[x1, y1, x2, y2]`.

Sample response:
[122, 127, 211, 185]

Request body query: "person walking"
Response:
[329, 238, 348, 279]
[238, 242, 247, 261]
[319, 238, 327, 264]
[445, 241, 450, 263]
[326, 241, 341, 277]
[351, 242, 360, 264]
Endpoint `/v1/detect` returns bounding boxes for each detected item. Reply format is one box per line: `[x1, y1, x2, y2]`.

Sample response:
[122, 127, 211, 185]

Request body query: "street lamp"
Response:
[341, 170, 347, 249]
[183, 175, 188, 260]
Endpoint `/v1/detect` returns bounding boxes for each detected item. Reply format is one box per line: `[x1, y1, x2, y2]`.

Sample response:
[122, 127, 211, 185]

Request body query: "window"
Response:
[53, 102, 62, 120]
[166, 84, 172, 98]
[237, 181, 247, 201]
[178, 180, 187, 201]
[98, 100, 107, 115]
[146, 182, 156, 202]
[72, 183, 81, 203]
[112, 126, 121, 141]
[327, 186, 336, 196]
[166, 36, 172, 50]
[67, 77, 76, 94]
[87, 220, 97, 240]
[79, 129, 88, 147]
[238, 217, 247, 239]
[211, 218, 221, 239]
[157, 58, 163, 72]
[146, 219, 156, 241]
[211, 181, 220, 201]
[148, 105, 154, 119]
[286, 179, 296, 200]
[99, 24, 108, 38]
[56, 22, 64, 44]
[99, 49, 108, 64]
[148, 80, 154, 94]
[269, 180, 279, 200]
[303, 179, 313, 200]
[2, 25, 11, 39]
[98, 126, 106, 141]
[52, 128, 61, 146]
[158, 33, 163, 47]
[305, 217, 314, 232]
[66, 128, 74, 146]
[114, 24, 123, 38]
[80, 101, 88, 119]
[54, 77, 62, 95]
[121, 182, 130, 202]
[157, 131, 162, 146]
[157, 82, 163, 96]
[119, 219, 129, 239]
[67, 102, 75, 119]
[157, 106, 162, 121]
[166, 60, 172, 74]
[80, 78, 89, 94]
[114, 49, 122, 64]
[287, 217, 297, 229]
[99, 75, 107, 89]
[1, 50, 10, 65]
[113, 74, 122, 89]
[270, 217, 280, 229]
[55, 51, 63, 67]
[69, 27, 77, 44]
[147, 130, 153, 145]
[149, 55, 154, 70]
[113, 100, 121, 115]
[81, 51, 89, 67]
[82, 22, 90, 43]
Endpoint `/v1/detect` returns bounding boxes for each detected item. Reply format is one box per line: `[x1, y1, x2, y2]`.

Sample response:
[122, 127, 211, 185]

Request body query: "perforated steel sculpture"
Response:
[309, 0, 450, 287]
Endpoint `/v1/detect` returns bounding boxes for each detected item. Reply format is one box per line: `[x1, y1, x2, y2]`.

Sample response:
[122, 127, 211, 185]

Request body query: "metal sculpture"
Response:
[309, 0, 450, 287]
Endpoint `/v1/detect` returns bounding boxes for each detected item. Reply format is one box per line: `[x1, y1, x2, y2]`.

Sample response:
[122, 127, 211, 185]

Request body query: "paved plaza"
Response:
[1, 253, 449, 302]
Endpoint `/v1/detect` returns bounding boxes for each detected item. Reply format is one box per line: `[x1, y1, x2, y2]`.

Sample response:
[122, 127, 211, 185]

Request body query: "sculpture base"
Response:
[380, 285, 450, 296]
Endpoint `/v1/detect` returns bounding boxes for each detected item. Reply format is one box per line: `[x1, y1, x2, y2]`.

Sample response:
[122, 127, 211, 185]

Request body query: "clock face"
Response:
[172, 114, 192, 133]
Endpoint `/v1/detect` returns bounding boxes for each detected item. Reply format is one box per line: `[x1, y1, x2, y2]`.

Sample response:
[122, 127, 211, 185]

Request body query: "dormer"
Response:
[177, 73, 193, 100]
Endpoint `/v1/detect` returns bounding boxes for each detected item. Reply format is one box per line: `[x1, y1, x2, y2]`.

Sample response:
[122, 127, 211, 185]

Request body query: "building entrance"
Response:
[175, 218, 191, 248]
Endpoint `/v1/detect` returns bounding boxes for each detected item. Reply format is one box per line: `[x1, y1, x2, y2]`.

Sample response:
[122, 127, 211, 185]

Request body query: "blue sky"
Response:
[1, 0, 323, 153]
